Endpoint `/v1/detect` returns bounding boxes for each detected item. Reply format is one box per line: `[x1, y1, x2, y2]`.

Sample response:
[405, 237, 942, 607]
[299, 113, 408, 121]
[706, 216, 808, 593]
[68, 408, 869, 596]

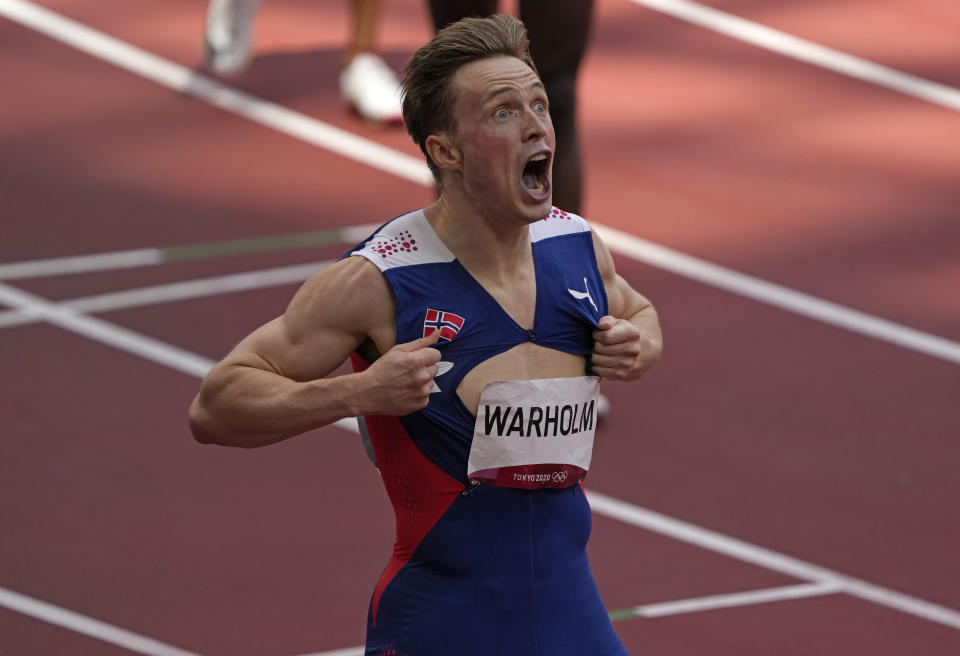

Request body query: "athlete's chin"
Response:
[516, 191, 553, 222]
[525, 202, 553, 223]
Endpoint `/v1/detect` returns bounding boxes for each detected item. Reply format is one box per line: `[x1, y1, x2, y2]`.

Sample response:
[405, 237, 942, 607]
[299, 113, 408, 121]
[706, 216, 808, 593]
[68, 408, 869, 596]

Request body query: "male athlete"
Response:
[189, 15, 661, 655]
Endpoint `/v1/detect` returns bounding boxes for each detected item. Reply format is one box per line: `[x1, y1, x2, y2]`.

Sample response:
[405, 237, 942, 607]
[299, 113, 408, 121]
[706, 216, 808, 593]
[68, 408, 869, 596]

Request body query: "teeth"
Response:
[530, 154, 547, 162]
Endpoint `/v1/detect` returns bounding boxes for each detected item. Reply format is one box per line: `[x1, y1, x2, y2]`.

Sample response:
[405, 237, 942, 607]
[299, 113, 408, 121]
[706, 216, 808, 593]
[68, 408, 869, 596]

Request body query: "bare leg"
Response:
[345, 0, 383, 66]
[428, 0, 498, 29]
[340, 0, 403, 123]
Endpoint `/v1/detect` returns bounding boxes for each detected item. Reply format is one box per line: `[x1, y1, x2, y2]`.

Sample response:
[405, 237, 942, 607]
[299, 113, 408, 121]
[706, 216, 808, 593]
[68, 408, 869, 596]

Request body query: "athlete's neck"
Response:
[424, 196, 533, 284]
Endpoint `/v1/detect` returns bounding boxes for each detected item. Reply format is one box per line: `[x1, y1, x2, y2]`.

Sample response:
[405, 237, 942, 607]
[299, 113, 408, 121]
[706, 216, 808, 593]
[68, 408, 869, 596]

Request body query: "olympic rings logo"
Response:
[552, 471, 568, 483]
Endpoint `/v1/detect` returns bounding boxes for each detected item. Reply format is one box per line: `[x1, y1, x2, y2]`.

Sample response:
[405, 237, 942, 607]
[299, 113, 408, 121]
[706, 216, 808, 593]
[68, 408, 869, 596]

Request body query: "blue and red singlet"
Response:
[346, 208, 628, 656]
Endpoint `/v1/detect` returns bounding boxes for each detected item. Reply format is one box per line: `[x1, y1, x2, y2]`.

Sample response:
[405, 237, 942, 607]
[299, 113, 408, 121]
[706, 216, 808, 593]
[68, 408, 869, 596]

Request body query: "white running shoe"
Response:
[340, 53, 404, 124]
[204, 0, 261, 75]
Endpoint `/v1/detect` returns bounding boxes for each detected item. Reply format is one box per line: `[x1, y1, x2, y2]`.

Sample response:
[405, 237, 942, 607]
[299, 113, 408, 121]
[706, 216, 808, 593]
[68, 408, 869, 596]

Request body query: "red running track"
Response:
[2, 0, 959, 654]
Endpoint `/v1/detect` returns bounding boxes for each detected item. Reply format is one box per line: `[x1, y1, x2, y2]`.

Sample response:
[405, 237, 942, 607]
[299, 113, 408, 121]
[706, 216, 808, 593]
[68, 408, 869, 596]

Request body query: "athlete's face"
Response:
[448, 56, 555, 223]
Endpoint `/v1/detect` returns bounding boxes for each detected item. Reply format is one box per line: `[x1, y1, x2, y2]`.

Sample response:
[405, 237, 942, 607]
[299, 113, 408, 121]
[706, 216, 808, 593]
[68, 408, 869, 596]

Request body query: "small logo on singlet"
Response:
[431, 361, 454, 394]
[568, 277, 598, 313]
[423, 309, 465, 341]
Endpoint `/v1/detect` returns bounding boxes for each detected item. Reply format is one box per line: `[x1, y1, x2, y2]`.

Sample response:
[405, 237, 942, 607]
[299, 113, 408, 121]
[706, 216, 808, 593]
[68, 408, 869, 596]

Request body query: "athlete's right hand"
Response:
[360, 330, 442, 415]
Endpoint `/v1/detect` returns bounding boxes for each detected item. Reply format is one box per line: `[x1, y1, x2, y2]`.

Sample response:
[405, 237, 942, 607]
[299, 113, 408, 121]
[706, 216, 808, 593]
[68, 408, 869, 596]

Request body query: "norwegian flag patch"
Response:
[423, 309, 465, 341]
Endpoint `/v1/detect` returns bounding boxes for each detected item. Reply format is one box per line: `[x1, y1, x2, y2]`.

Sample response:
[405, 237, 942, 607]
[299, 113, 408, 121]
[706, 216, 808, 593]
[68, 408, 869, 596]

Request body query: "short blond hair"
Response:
[401, 14, 538, 183]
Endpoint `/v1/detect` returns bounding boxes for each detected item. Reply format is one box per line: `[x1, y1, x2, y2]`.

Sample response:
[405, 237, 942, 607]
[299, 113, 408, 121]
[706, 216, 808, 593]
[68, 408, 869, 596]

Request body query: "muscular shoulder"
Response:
[284, 255, 395, 351]
[212, 255, 394, 384]
[590, 227, 616, 283]
[587, 222, 654, 321]
[347, 209, 455, 272]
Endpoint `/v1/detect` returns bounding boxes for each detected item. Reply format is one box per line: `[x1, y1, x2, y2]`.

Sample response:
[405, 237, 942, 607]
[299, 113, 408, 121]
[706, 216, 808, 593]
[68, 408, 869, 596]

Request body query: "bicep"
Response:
[221, 256, 393, 382]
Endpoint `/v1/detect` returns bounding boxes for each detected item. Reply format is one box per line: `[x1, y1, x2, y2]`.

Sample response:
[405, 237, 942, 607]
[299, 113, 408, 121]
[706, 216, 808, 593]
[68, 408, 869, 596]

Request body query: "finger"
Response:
[592, 318, 621, 344]
[592, 341, 619, 357]
[591, 366, 623, 381]
[406, 353, 440, 381]
[396, 329, 443, 351]
[414, 367, 435, 385]
[593, 326, 625, 345]
[596, 315, 617, 331]
[424, 363, 439, 379]
[593, 339, 641, 357]
[423, 328, 442, 345]
[418, 347, 442, 366]
[593, 321, 639, 345]
[590, 356, 630, 380]
[590, 353, 626, 370]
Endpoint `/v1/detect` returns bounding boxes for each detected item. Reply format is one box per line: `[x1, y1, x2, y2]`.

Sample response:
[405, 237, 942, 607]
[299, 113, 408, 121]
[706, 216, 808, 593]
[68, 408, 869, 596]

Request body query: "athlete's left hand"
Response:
[591, 315, 659, 381]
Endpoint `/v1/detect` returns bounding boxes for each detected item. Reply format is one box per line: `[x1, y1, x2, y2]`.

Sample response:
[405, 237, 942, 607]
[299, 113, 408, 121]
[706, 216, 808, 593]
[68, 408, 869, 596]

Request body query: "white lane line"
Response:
[0, 0, 433, 187]
[9, 223, 957, 376]
[66, 260, 330, 314]
[586, 491, 960, 630]
[6, 277, 956, 634]
[3, 238, 958, 371]
[0, 279, 359, 431]
[0, 282, 215, 378]
[287, 583, 839, 655]
[594, 224, 960, 365]
[633, 581, 841, 618]
[3, 0, 959, 641]
[3, 289, 958, 637]
[3, 0, 958, 367]
[628, 0, 960, 112]
[0, 223, 377, 281]
[0, 587, 203, 656]
[4, 291, 955, 642]
[0, 248, 162, 281]
[0, 261, 332, 329]
[292, 648, 365, 656]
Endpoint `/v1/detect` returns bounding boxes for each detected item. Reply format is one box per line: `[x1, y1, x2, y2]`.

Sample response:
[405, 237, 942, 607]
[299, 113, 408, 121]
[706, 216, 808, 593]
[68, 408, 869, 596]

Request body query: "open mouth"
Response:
[521, 153, 550, 196]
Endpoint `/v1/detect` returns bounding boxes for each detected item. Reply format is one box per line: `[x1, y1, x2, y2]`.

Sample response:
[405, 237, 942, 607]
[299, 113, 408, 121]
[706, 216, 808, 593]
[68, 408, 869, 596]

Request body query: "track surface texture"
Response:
[2, 1, 959, 654]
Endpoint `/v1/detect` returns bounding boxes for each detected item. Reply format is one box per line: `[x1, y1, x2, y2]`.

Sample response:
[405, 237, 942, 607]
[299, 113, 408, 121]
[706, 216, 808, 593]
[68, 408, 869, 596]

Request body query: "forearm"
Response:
[188, 363, 366, 448]
[623, 302, 662, 380]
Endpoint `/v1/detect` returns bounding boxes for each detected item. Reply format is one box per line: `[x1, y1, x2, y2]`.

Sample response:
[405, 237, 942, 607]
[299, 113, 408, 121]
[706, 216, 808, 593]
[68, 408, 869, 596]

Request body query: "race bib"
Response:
[467, 376, 600, 489]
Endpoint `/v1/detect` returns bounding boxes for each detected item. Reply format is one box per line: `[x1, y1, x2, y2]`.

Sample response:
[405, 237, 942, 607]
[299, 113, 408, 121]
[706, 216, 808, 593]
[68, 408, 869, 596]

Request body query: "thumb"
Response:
[397, 328, 442, 351]
[597, 315, 617, 331]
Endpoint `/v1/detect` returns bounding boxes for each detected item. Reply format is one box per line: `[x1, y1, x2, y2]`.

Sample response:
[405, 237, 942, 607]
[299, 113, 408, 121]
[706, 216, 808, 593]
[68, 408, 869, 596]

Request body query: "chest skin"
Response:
[450, 246, 591, 414]
[456, 343, 587, 417]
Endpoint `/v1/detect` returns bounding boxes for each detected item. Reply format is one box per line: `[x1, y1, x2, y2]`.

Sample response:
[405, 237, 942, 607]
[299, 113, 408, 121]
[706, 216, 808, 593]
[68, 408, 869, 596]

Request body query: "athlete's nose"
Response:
[523, 104, 550, 142]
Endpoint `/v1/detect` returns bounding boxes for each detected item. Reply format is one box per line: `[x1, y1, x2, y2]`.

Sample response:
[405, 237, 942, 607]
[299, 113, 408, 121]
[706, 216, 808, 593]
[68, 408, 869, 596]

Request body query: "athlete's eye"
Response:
[534, 101, 546, 113]
[495, 108, 509, 120]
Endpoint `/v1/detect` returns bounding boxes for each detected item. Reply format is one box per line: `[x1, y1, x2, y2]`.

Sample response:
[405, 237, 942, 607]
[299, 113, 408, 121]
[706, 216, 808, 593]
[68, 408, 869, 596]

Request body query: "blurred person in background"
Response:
[204, 0, 403, 123]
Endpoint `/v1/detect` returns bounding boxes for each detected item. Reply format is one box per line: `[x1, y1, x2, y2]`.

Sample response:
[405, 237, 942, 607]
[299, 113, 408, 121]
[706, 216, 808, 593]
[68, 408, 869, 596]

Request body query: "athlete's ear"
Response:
[425, 133, 462, 173]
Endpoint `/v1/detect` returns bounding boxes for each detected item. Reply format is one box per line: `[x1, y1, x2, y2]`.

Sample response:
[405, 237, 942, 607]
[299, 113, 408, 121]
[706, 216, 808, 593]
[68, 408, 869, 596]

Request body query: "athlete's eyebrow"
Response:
[481, 80, 545, 106]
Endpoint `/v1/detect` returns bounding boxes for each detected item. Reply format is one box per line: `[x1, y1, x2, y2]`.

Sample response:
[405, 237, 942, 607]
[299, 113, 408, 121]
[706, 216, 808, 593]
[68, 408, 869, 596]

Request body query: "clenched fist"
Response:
[361, 330, 443, 415]
[591, 315, 660, 381]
